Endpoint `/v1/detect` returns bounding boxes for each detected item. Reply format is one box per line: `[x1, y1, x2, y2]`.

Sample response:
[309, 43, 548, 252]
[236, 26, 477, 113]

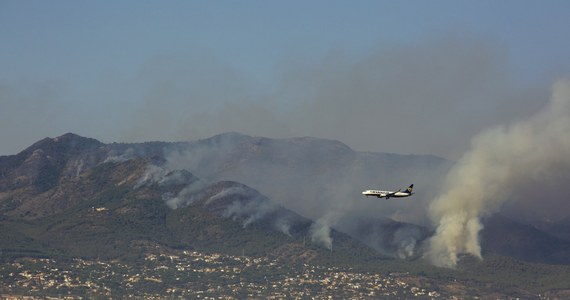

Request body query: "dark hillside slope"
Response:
[0, 133, 107, 193]
[481, 214, 570, 265]
[0, 150, 380, 264]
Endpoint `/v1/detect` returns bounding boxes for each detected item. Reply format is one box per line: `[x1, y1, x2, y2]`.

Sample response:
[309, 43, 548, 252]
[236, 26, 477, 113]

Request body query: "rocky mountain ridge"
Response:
[2, 132, 570, 266]
[0, 134, 380, 263]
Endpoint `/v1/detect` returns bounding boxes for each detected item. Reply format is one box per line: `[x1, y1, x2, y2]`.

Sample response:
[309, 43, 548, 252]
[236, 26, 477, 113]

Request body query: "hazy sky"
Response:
[2, 1, 570, 158]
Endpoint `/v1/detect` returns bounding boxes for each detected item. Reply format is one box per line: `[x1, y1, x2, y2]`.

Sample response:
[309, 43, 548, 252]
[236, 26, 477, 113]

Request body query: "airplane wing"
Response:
[384, 189, 402, 200]
[385, 189, 401, 197]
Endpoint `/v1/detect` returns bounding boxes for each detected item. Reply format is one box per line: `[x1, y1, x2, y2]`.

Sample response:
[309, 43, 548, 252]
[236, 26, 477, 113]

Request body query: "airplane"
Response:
[362, 184, 414, 199]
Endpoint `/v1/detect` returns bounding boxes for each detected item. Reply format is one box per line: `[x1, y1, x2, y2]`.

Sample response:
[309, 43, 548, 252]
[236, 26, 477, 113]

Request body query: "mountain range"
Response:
[0, 133, 386, 265]
[1, 132, 570, 268]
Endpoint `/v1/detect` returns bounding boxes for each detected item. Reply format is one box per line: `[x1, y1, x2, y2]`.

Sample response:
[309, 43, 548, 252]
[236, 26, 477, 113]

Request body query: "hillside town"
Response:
[0, 250, 446, 299]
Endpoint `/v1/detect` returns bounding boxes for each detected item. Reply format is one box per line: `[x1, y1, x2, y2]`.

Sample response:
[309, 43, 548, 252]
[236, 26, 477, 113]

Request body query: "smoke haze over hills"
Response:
[163, 133, 450, 225]
[4, 2, 570, 159]
[2, 129, 570, 267]
[91, 38, 551, 160]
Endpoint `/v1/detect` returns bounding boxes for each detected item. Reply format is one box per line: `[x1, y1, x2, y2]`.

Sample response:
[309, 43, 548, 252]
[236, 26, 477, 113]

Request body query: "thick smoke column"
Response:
[427, 80, 570, 268]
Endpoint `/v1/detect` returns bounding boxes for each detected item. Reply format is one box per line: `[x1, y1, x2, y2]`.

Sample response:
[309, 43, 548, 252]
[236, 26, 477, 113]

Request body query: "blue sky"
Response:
[2, 1, 570, 158]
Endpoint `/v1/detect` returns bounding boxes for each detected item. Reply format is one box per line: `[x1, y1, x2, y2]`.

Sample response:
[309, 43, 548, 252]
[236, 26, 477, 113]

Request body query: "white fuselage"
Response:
[361, 190, 412, 198]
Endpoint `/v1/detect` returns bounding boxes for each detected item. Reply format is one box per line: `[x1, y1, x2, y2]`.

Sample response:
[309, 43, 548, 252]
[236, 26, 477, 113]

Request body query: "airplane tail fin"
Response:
[406, 184, 414, 193]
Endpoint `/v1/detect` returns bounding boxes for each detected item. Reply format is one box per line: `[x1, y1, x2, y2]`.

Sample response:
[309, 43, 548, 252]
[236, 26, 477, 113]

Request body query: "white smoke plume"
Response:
[104, 148, 137, 163]
[205, 186, 296, 235]
[135, 164, 170, 189]
[164, 179, 206, 209]
[310, 216, 335, 251]
[274, 217, 293, 237]
[206, 187, 272, 225]
[394, 226, 421, 259]
[427, 79, 570, 268]
[134, 164, 206, 208]
[205, 187, 252, 206]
